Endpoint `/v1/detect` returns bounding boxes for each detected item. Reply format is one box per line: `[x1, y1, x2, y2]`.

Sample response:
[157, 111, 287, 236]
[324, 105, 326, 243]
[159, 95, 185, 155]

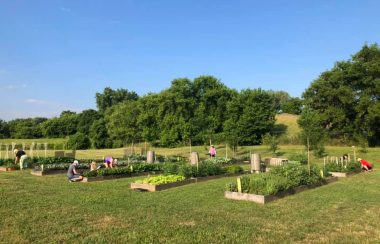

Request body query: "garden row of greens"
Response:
[83, 162, 244, 178]
[225, 161, 361, 195]
[0, 154, 208, 169]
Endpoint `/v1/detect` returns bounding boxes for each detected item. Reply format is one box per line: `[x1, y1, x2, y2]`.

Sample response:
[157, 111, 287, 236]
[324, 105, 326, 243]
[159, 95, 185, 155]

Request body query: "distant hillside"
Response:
[274, 113, 301, 144]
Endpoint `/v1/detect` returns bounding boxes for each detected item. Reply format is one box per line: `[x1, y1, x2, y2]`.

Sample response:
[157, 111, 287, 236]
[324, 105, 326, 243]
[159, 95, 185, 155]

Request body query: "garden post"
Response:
[190, 152, 199, 166]
[250, 153, 261, 173]
[147, 151, 155, 164]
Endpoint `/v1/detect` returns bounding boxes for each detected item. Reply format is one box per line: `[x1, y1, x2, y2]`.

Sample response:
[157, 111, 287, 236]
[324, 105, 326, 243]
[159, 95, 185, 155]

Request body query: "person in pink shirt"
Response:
[358, 158, 373, 172]
[209, 145, 216, 158]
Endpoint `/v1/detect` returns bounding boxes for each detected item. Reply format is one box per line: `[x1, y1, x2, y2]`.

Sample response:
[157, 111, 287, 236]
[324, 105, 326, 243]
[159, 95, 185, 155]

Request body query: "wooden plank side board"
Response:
[225, 177, 338, 204]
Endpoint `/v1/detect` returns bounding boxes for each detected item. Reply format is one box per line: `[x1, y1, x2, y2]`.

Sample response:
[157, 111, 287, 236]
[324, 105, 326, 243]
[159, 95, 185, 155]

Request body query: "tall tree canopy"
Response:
[302, 43, 380, 146]
[96, 87, 139, 113]
[224, 89, 277, 146]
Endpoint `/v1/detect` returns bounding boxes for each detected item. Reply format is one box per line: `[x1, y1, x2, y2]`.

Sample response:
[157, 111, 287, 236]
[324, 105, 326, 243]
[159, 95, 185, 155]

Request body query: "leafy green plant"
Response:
[288, 153, 308, 165]
[324, 161, 361, 173]
[0, 158, 14, 166]
[226, 163, 324, 195]
[224, 165, 244, 174]
[4, 163, 20, 170]
[36, 157, 75, 165]
[134, 175, 185, 185]
[203, 157, 233, 165]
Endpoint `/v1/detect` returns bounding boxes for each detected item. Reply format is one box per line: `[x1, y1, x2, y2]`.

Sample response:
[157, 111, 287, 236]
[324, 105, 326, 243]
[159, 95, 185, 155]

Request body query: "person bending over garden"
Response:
[104, 156, 114, 168]
[67, 160, 83, 181]
[358, 158, 373, 172]
[14, 149, 28, 170]
[209, 145, 216, 158]
[90, 161, 97, 171]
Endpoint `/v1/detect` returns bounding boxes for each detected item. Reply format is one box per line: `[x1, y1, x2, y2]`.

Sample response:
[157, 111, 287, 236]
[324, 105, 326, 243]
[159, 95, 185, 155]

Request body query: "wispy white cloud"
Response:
[25, 98, 49, 105]
[4, 84, 27, 90]
[60, 7, 72, 13]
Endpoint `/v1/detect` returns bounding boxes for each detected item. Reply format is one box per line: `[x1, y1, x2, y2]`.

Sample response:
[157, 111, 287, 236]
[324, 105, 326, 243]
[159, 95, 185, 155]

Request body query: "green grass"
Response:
[0, 153, 380, 243]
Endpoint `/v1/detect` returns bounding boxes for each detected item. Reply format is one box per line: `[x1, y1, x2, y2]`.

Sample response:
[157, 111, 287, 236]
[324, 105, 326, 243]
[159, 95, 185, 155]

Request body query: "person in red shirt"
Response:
[358, 158, 373, 172]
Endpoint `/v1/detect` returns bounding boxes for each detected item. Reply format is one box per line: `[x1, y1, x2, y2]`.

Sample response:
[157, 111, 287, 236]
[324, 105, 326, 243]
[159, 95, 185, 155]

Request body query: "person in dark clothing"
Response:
[67, 160, 83, 181]
[14, 149, 28, 170]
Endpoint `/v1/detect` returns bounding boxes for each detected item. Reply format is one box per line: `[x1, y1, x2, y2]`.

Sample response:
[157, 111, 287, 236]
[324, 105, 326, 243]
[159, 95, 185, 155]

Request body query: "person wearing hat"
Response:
[209, 145, 216, 158]
[358, 158, 373, 172]
[67, 160, 83, 181]
[14, 149, 28, 170]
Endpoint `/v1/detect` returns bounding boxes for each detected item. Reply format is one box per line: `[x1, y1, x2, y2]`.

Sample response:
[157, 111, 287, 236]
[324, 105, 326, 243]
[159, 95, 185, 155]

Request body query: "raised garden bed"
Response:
[82, 172, 153, 182]
[131, 179, 196, 192]
[328, 171, 360, 178]
[225, 177, 338, 204]
[131, 173, 246, 192]
[31, 169, 67, 176]
[0, 166, 19, 172]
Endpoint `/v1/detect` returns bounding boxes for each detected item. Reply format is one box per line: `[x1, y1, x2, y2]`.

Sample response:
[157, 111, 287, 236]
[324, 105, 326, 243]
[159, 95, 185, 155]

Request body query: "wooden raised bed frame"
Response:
[225, 177, 338, 204]
[131, 179, 196, 192]
[130, 173, 246, 192]
[0, 167, 19, 172]
[31, 170, 67, 176]
[82, 172, 153, 182]
[328, 171, 360, 178]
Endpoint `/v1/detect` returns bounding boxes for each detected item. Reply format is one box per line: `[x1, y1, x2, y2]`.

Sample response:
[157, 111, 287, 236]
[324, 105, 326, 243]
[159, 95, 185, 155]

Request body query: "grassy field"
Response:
[0, 138, 67, 145]
[0, 147, 379, 243]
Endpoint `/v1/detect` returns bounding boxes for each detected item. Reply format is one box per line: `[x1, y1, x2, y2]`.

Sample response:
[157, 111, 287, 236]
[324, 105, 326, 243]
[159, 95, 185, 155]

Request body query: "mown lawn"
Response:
[1, 155, 380, 243]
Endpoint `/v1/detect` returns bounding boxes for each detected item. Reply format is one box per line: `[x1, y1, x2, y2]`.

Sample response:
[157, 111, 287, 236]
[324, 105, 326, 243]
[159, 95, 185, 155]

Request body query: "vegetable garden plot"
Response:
[130, 172, 247, 192]
[225, 177, 338, 204]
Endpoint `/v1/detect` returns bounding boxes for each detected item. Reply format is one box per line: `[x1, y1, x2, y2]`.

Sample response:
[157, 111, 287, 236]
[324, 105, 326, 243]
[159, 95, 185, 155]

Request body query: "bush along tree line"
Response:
[1, 44, 379, 150]
[0, 76, 301, 149]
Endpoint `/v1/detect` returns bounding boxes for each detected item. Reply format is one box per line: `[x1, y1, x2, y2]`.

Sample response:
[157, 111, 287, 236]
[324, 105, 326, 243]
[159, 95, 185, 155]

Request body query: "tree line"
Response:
[0, 77, 301, 149]
[0, 43, 379, 150]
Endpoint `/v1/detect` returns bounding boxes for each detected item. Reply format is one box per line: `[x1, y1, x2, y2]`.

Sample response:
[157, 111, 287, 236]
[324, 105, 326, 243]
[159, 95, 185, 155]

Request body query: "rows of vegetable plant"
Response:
[225, 164, 326, 196]
[324, 160, 361, 173]
[132, 162, 244, 186]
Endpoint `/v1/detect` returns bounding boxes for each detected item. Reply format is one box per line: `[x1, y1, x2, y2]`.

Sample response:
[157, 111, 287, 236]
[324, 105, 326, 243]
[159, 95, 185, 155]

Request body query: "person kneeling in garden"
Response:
[14, 149, 28, 170]
[358, 158, 373, 172]
[103, 156, 114, 168]
[67, 160, 83, 182]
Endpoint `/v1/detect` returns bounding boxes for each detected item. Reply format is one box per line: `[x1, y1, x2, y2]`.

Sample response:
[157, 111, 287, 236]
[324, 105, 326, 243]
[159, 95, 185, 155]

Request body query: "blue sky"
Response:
[1, 0, 379, 120]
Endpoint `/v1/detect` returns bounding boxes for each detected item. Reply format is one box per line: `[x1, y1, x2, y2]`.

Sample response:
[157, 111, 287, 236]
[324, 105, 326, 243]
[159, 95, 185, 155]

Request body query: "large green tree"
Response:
[302, 43, 380, 146]
[8, 118, 46, 138]
[106, 100, 142, 147]
[96, 87, 139, 113]
[224, 89, 276, 145]
[0, 119, 10, 139]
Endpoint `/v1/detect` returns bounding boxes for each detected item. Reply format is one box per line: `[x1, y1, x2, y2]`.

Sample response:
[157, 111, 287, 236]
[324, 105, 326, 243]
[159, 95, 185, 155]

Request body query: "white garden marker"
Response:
[44, 143, 48, 157]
